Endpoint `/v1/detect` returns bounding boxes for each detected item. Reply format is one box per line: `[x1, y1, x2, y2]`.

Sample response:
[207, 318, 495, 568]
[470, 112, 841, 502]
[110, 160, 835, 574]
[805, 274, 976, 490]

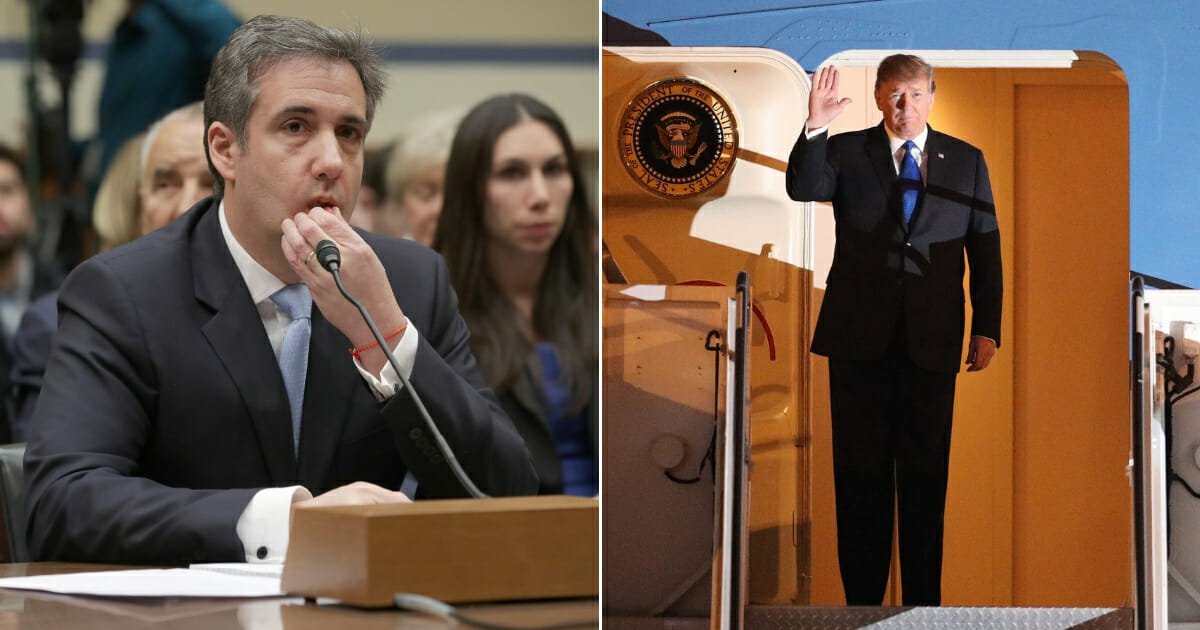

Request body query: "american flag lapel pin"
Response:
[937, 152, 945, 159]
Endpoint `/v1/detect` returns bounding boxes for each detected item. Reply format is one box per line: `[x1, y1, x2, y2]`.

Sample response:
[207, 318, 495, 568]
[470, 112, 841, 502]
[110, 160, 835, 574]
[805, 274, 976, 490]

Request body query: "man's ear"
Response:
[207, 121, 239, 185]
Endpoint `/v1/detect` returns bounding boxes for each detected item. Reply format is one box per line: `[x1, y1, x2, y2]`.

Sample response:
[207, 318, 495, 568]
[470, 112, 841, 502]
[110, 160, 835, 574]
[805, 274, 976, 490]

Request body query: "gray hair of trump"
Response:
[202, 14, 387, 200]
[874, 53, 936, 93]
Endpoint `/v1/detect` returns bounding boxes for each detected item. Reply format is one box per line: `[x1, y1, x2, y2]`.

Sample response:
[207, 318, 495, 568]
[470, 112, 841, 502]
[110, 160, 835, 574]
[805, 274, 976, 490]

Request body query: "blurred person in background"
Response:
[0, 145, 63, 442]
[90, 132, 147, 252]
[0, 147, 53, 337]
[9, 103, 209, 441]
[136, 103, 211, 236]
[379, 108, 464, 246]
[434, 94, 597, 496]
[348, 143, 393, 233]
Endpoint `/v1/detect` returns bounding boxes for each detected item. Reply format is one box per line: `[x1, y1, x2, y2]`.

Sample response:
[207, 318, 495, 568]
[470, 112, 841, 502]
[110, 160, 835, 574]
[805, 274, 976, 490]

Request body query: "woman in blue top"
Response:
[434, 94, 597, 497]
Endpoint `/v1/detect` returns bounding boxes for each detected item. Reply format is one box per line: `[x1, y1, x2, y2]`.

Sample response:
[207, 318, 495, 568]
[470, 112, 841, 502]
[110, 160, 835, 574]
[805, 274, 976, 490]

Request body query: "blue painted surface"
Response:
[605, 1, 1200, 287]
[0, 40, 595, 64]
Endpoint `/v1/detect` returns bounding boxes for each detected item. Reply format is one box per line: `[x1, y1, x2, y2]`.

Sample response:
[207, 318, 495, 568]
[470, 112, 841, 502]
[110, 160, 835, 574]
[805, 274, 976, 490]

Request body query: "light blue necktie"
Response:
[899, 140, 923, 225]
[270, 284, 312, 456]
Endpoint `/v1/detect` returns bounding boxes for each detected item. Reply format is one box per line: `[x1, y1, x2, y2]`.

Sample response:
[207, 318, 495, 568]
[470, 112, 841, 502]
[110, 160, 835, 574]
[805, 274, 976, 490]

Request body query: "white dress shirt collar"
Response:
[885, 125, 930, 173]
[218, 200, 287, 305]
[886, 125, 929, 155]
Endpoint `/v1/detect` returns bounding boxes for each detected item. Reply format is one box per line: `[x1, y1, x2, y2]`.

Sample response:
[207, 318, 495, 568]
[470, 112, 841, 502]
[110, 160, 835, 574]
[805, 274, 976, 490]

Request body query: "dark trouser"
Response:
[827, 337, 957, 606]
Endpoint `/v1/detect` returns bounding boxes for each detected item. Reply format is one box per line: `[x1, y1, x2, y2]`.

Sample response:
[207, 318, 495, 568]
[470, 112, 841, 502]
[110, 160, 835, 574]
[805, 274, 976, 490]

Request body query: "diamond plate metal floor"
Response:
[605, 605, 1134, 630]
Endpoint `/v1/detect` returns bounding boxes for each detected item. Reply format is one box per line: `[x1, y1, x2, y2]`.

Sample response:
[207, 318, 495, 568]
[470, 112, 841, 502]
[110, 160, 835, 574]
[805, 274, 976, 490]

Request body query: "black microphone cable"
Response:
[314, 239, 488, 499]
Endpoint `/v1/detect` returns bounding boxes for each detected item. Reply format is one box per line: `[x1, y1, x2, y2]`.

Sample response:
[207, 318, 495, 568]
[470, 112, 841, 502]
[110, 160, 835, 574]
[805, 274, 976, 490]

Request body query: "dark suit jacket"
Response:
[499, 361, 598, 495]
[23, 198, 538, 564]
[786, 123, 1002, 373]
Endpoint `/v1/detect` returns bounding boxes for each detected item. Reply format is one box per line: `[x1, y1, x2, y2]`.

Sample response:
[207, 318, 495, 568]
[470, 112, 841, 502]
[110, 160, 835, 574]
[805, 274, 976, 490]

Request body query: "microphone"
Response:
[316, 239, 341, 271]
[313, 239, 488, 499]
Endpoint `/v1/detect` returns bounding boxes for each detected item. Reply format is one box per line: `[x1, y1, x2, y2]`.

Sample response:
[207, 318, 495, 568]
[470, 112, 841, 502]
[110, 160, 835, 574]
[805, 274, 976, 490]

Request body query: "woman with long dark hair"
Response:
[434, 94, 597, 496]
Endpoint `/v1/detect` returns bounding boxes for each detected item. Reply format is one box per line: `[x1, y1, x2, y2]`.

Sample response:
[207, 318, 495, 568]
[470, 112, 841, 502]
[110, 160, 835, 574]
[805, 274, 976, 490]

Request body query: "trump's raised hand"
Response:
[807, 65, 853, 131]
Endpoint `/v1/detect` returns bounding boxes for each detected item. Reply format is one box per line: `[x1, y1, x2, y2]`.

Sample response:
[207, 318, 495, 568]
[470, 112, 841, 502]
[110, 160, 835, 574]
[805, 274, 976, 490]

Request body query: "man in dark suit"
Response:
[786, 54, 1002, 605]
[24, 14, 537, 565]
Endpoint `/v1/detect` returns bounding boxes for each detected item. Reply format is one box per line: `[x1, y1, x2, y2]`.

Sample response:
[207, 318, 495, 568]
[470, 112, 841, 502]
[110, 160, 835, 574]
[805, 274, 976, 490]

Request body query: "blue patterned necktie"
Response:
[899, 140, 923, 224]
[270, 284, 312, 456]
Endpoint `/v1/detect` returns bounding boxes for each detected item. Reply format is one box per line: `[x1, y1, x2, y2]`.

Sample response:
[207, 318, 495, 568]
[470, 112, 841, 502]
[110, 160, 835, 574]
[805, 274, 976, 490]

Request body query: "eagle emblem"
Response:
[618, 77, 738, 198]
[656, 112, 708, 168]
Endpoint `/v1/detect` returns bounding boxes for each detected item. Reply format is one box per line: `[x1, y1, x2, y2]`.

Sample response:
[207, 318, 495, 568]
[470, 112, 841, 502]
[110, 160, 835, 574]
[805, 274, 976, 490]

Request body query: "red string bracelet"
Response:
[348, 323, 408, 358]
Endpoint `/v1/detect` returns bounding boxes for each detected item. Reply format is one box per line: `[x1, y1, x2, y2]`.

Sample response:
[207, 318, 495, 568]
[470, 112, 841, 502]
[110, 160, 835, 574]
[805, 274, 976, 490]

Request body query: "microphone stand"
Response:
[315, 239, 488, 499]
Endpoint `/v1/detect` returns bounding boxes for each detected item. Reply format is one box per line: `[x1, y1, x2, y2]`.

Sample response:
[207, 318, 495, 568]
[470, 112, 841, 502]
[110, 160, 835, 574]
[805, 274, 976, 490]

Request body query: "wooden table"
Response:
[0, 563, 598, 629]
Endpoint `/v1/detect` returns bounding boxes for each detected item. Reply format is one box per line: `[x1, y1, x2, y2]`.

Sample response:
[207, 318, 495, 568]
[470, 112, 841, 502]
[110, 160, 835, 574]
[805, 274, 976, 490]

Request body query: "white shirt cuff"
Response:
[236, 486, 313, 563]
[353, 318, 419, 401]
[805, 123, 830, 140]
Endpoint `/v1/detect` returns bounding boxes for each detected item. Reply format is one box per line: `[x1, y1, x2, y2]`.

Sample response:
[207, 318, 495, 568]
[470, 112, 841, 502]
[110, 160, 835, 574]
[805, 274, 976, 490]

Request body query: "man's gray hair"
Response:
[140, 101, 204, 176]
[203, 14, 387, 199]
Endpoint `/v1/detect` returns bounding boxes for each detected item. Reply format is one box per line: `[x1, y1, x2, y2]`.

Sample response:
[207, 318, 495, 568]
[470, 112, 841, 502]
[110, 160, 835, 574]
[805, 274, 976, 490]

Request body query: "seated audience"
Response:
[378, 108, 464, 246]
[434, 94, 597, 496]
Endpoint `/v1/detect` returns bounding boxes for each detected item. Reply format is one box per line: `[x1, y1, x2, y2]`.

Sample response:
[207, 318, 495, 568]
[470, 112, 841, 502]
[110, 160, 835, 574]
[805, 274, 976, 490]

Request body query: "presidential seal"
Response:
[619, 78, 738, 198]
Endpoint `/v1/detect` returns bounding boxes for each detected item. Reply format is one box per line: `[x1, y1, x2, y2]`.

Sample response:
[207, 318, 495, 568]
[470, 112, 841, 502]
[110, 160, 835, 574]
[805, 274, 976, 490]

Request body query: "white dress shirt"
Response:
[218, 202, 418, 563]
[805, 122, 929, 179]
[883, 125, 929, 180]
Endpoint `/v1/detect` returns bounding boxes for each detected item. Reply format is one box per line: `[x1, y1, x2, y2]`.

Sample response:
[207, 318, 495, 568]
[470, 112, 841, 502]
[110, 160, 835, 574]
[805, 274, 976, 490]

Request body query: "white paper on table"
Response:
[188, 562, 284, 580]
[0, 567, 285, 598]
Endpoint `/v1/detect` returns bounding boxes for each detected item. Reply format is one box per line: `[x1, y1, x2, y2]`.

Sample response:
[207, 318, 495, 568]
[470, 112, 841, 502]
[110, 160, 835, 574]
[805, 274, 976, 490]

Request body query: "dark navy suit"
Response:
[24, 198, 537, 564]
[787, 123, 1002, 605]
